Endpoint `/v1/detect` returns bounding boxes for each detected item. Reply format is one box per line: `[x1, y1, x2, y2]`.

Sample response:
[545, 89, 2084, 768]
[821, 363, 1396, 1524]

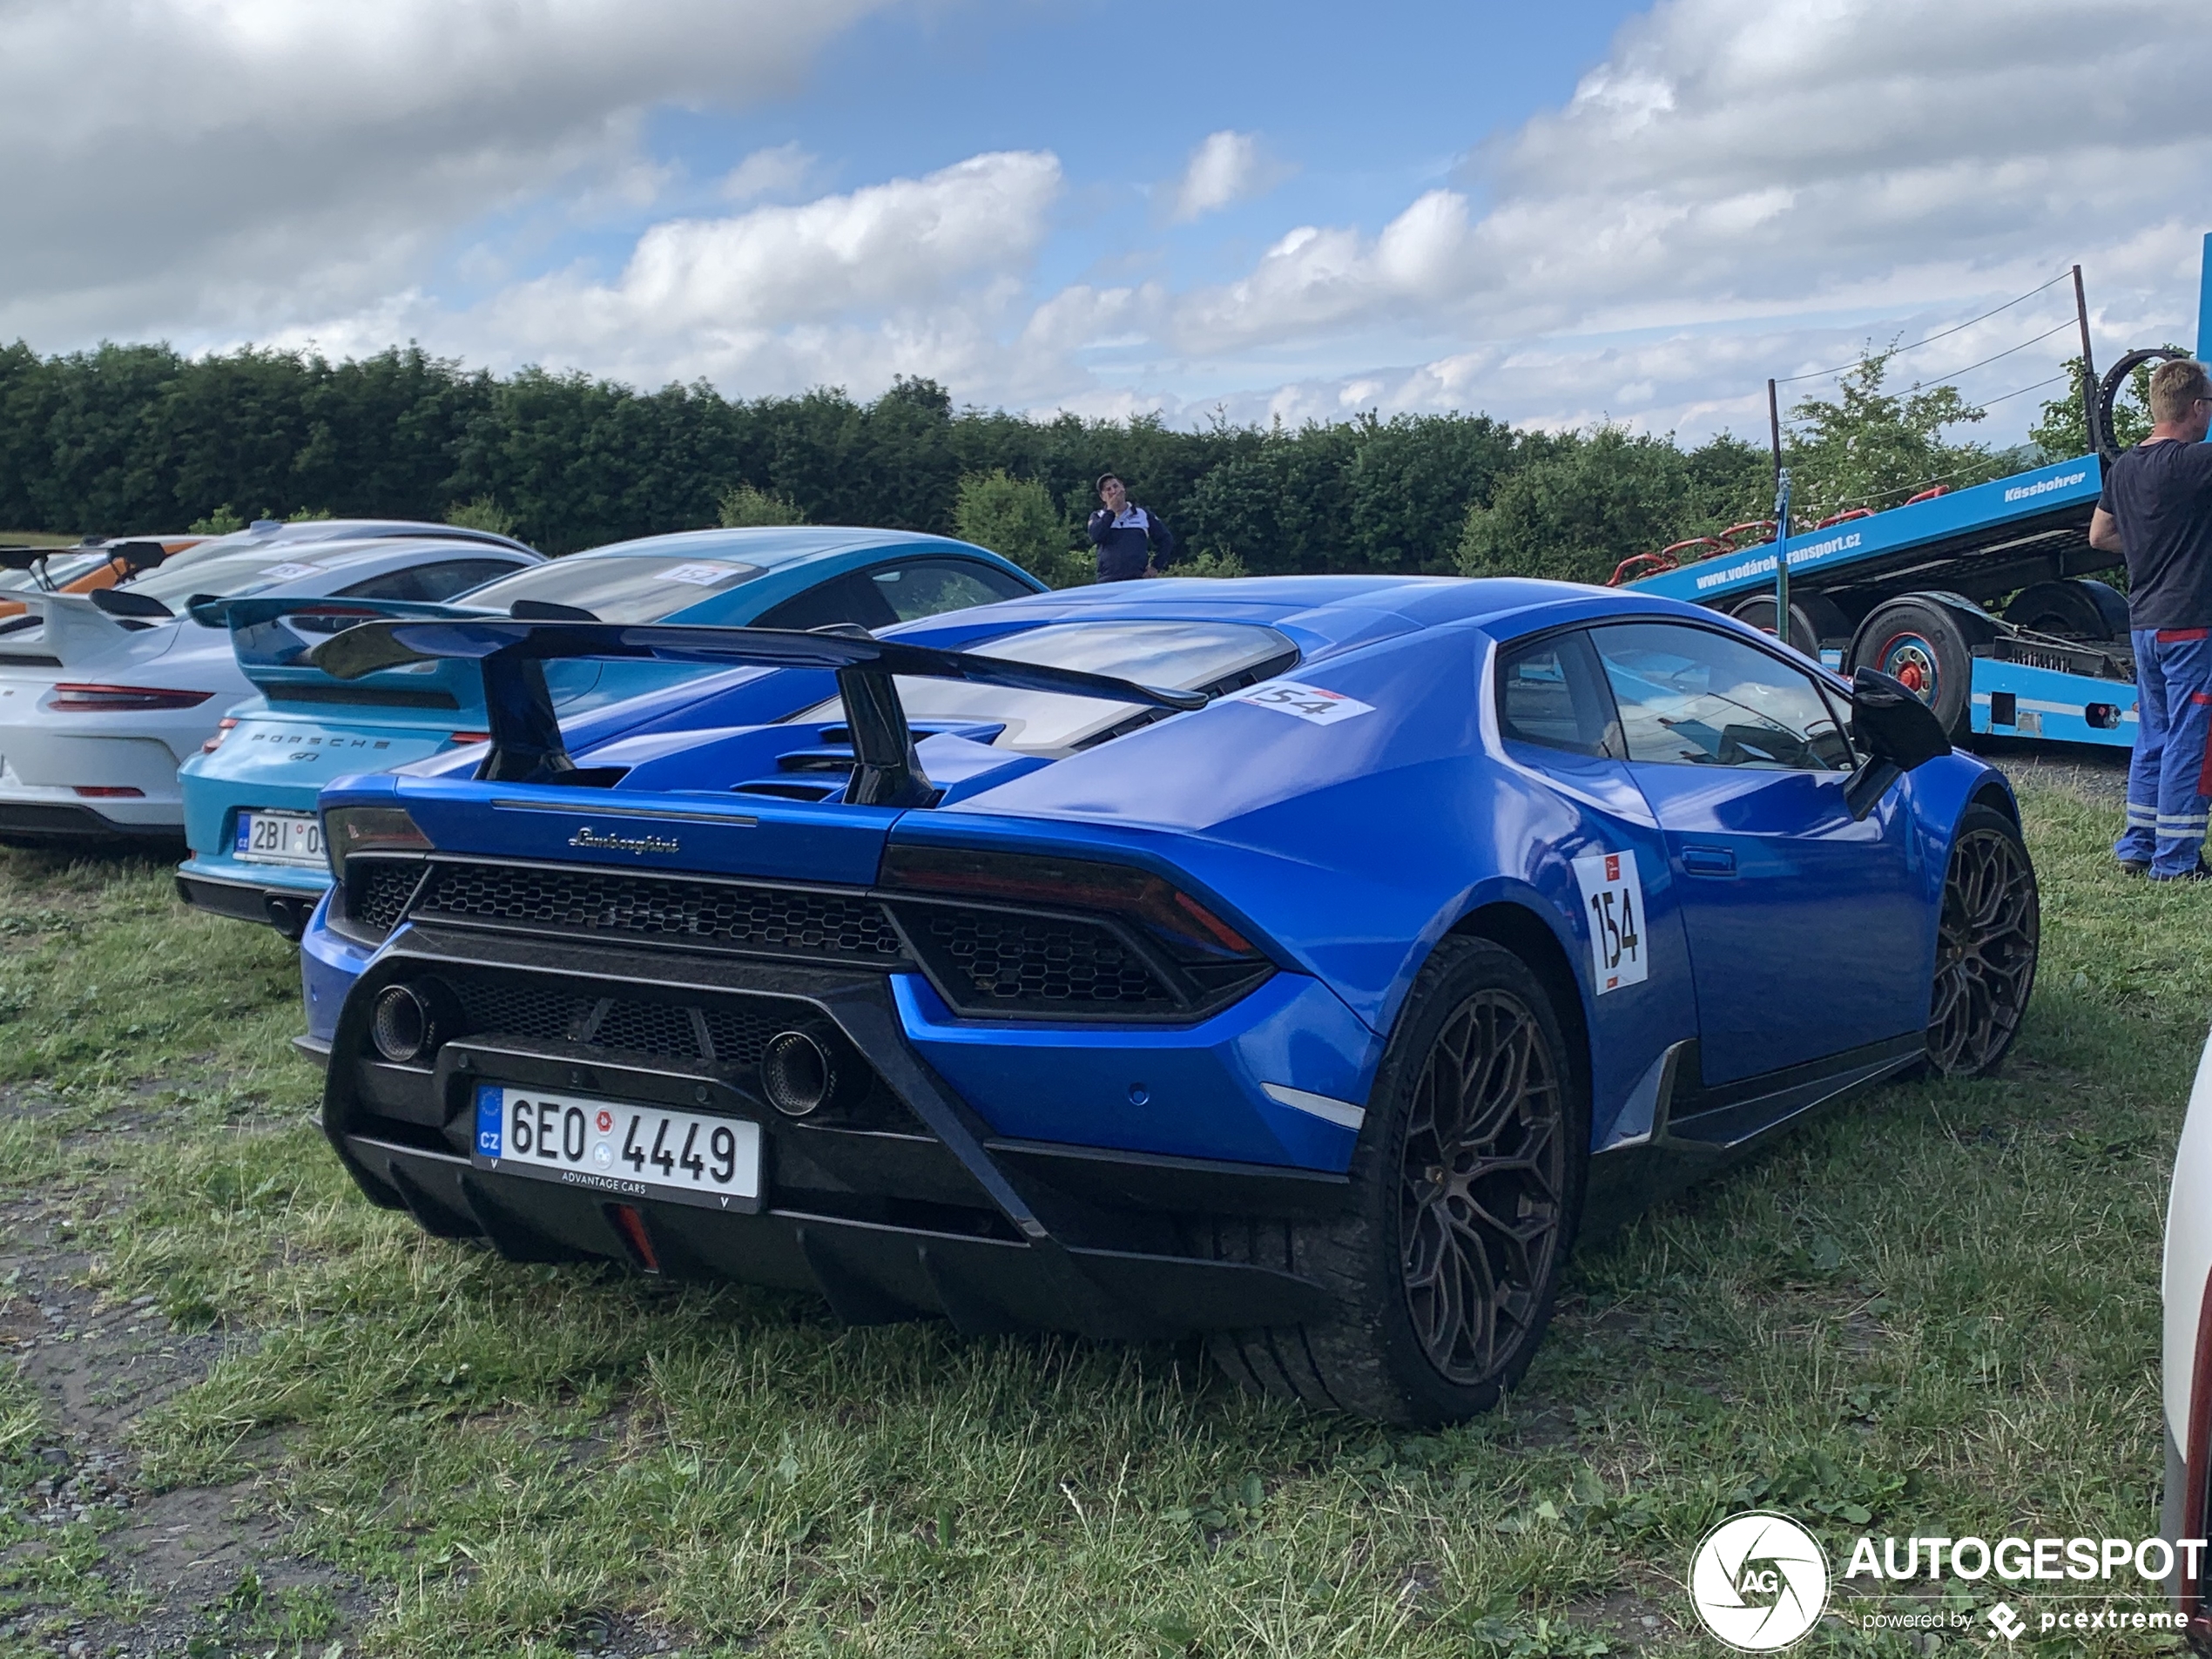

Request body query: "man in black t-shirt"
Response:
[2094, 358, 2212, 878]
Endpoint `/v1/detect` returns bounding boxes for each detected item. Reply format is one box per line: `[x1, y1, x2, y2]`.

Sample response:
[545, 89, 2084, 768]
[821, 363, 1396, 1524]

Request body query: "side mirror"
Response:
[1851, 667, 1951, 768]
[1844, 666, 1952, 819]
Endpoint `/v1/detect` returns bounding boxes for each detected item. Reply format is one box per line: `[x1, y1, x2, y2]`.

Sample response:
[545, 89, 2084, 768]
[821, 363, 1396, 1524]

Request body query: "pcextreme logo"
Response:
[1689, 1512, 1831, 1651]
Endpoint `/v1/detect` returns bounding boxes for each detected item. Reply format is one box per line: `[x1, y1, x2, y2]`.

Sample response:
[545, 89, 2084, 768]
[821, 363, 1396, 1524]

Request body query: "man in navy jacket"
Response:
[1086, 472, 1177, 582]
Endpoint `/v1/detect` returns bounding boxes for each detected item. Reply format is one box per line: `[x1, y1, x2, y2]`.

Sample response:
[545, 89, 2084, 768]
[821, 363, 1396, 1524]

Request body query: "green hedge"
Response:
[4, 338, 1993, 576]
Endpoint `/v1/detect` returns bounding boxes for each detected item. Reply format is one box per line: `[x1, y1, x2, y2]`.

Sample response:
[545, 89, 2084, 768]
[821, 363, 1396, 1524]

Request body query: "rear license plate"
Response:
[235, 810, 324, 867]
[469, 1085, 762, 1212]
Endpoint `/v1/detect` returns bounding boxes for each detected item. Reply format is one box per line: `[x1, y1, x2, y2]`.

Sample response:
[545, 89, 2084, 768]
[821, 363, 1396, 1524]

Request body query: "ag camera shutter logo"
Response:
[1690, 1512, 1830, 1650]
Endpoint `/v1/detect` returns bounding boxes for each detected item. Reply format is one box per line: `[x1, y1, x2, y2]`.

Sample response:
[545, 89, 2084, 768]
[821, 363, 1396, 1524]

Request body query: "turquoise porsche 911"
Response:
[174, 525, 1044, 934]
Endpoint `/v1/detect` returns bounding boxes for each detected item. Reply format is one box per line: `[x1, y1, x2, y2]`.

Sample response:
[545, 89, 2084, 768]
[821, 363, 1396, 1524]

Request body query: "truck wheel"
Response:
[2005, 578, 2129, 642]
[1925, 806, 2039, 1077]
[1730, 592, 1851, 658]
[1199, 937, 1588, 1424]
[1851, 597, 1973, 742]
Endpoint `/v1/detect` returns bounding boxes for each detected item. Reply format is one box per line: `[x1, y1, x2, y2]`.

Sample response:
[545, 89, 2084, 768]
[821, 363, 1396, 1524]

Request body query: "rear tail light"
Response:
[448, 731, 489, 746]
[323, 805, 431, 881]
[880, 844, 1259, 959]
[201, 717, 239, 754]
[73, 786, 144, 798]
[51, 682, 214, 711]
[879, 844, 1275, 1020]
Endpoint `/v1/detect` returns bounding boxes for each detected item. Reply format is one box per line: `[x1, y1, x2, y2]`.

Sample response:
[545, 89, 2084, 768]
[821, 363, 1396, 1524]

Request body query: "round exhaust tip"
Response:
[761, 1029, 836, 1117]
[371, 983, 437, 1063]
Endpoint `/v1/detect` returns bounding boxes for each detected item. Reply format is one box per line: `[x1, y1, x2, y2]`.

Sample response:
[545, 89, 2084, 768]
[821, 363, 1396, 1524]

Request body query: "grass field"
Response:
[0, 770, 2195, 1656]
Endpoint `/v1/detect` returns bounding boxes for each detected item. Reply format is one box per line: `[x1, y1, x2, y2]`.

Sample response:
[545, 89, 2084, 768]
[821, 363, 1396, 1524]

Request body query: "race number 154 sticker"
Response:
[1571, 849, 1647, 994]
[1230, 681, 1375, 726]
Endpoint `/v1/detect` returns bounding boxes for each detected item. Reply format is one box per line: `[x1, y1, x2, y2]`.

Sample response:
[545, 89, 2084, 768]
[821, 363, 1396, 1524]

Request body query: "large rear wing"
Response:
[0, 539, 168, 586]
[310, 618, 1207, 806]
[188, 596, 489, 708]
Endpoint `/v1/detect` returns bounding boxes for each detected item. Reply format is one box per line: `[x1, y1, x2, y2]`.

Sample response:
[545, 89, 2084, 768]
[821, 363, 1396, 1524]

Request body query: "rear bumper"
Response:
[0, 752, 183, 835]
[174, 862, 326, 934]
[0, 729, 188, 827]
[322, 925, 1350, 1338]
[0, 797, 181, 840]
[346, 1130, 1330, 1335]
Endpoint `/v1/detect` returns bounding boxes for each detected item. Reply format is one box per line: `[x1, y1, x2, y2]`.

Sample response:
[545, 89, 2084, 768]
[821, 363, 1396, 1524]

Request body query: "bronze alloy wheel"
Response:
[1399, 987, 1570, 1386]
[1927, 813, 2040, 1076]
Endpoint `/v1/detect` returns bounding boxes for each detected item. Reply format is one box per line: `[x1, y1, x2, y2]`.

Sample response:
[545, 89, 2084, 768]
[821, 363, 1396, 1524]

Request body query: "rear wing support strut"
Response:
[309, 618, 1208, 805]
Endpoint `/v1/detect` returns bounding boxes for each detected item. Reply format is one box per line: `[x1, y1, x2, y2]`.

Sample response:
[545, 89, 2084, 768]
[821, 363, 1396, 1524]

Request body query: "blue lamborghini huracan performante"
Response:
[298, 576, 2038, 1423]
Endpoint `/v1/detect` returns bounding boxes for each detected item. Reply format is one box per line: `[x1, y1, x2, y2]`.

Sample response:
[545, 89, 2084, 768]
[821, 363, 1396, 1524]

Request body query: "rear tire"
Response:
[1925, 806, 2039, 1077]
[2005, 578, 2129, 643]
[1202, 937, 1588, 1423]
[1730, 591, 1851, 660]
[1850, 596, 1974, 743]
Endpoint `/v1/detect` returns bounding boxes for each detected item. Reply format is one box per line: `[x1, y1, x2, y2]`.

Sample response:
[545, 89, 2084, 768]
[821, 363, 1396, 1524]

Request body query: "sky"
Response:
[3, 0, 2208, 446]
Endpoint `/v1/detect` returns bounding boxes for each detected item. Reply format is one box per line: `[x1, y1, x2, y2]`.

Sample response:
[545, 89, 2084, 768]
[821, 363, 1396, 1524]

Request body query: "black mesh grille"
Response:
[451, 976, 792, 1069]
[699, 1003, 784, 1069]
[410, 861, 904, 963]
[588, 999, 700, 1061]
[457, 978, 593, 1045]
[911, 908, 1173, 1012]
[347, 860, 422, 939]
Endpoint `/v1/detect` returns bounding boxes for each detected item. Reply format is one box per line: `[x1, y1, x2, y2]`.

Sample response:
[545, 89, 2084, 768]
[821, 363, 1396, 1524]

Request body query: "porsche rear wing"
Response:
[310, 618, 1207, 806]
[0, 592, 151, 668]
[188, 595, 490, 711]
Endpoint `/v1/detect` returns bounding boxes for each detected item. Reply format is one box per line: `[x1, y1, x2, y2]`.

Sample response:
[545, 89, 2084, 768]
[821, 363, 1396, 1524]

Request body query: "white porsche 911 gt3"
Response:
[0, 519, 537, 842]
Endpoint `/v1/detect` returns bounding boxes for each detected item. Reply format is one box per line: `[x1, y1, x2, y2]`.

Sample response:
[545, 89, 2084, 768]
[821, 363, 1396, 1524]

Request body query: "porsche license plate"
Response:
[470, 1086, 762, 1212]
[235, 810, 324, 867]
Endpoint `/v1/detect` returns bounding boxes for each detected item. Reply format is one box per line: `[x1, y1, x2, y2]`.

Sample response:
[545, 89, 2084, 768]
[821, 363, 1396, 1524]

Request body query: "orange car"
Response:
[0, 535, 209, 619]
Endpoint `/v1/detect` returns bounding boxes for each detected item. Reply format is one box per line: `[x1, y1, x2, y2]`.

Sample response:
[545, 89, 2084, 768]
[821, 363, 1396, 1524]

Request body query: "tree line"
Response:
[0, 337, 2089, 587]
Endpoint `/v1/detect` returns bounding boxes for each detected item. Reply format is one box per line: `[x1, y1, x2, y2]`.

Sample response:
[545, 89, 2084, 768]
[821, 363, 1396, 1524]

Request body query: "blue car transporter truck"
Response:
[1620, 234, 2212, 749]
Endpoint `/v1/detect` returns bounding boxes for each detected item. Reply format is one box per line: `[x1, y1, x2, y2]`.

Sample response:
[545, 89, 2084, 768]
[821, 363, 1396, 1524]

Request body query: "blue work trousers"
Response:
[2118, 627, 2212, 877]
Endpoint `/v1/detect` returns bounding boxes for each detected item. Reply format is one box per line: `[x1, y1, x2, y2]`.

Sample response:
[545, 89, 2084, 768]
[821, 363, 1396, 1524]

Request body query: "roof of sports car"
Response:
[561, 526, 1006, 566]
[901, 572, 1682, 642]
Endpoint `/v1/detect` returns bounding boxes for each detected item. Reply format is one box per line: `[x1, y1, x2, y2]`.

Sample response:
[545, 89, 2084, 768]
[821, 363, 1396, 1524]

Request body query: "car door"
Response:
[1494, 630, 1700, 1145]
[1588, 619, 1926, 1086]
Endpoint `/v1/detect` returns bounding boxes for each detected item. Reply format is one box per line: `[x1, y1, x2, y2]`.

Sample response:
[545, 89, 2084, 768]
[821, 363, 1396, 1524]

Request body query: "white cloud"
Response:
[307, 152, 1069, 400]
[0, 0, 892, 344]
[593, 152, 1060, 332]
[1166, 131, 1290, 224]
[721, 144, 820, 204]
[1159, 0, 2212, 370]
[10, 0, 2205, 450]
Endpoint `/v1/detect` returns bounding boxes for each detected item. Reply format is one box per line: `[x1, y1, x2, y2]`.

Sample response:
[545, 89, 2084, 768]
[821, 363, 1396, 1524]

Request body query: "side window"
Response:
[1590, 622, 1855, 772]
[869, 559, 1034, 622]
[1496, 631, 1620, 758]
[752, 571, 900, 632]
[412, 558, 523, 600]
[335, 567, 429, 601]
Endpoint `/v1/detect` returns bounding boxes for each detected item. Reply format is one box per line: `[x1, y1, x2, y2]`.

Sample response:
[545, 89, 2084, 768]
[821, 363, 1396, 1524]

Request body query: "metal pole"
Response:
[1773, 468, 1792, 652]
[1768, 379, 1791, 647]
[2072, 264, 2097, 455]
